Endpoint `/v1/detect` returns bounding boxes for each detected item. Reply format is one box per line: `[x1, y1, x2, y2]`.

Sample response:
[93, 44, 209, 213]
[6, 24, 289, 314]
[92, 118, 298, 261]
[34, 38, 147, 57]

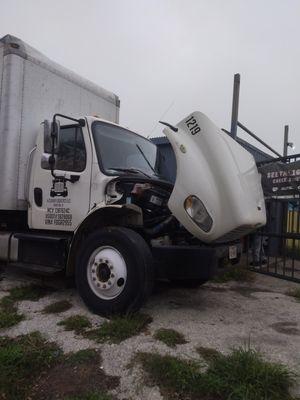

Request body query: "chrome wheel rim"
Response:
[87, 246, 127, 300]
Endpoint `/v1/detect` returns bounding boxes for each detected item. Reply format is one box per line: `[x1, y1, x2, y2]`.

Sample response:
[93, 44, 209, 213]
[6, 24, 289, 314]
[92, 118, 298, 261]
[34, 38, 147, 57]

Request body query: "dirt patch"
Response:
[271, 322, 300, 336]
[30, 349, 119, 400]
[229, 286, 275, 298]
[205, 285, 276, 299]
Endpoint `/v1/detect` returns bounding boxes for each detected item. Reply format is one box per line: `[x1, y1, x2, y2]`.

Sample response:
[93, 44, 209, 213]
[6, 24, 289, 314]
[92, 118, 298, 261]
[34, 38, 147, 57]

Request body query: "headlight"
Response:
[184, 195, 213, 232]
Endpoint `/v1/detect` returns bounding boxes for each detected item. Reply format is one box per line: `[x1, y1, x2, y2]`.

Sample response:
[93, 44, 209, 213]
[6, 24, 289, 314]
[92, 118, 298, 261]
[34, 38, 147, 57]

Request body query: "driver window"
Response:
[43, 126, 86, 172]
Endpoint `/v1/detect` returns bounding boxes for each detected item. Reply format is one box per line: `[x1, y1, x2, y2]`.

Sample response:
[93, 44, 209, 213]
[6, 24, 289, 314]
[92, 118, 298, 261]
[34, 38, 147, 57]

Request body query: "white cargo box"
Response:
[0, 35, 120, 211]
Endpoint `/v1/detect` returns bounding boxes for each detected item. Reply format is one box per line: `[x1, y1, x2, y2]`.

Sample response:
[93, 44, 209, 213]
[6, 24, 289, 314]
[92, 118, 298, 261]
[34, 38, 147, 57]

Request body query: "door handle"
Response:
[34, 187, 43, 207]
[69, 175, 80, 183]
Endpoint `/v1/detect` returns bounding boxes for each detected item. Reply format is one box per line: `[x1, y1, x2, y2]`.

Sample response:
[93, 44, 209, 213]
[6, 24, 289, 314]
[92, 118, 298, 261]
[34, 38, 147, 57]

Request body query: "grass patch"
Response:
[154, 328, 187, 347]
[213, 266, 254, 283]
[43, 299, 72, 314]
[6, 284, 53, 302]
[57, 315, 92, 333]
[0, 306, 24, 329]
[138, 347, 296, 400]
[286, 287, 300, 302]
[0, 331, 62, 400]
[66, 348, 99, 365]
[64, 391, 113, 400]
[0, 284, 52, 329]
[196, 346, 221, 363]
[84, 313, 152, 344]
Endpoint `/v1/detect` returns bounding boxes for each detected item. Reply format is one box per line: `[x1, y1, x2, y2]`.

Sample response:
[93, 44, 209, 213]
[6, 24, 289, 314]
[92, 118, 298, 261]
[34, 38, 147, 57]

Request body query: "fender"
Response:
[65, 203, 143, 276]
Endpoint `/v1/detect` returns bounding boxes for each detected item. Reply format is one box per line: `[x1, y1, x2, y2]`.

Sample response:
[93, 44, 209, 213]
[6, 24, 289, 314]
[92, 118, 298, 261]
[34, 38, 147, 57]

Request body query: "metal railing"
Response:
[247, 154, 300, 283]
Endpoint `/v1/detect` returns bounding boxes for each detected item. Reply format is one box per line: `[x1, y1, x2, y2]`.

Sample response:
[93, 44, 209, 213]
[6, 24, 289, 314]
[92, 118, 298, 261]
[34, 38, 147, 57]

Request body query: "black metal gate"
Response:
[246, 154, 300, 283]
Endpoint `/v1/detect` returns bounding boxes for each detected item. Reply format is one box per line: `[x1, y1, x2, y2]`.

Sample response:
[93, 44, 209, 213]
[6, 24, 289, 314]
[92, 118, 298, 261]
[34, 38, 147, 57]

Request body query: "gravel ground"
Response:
[0, 269, 299, 399]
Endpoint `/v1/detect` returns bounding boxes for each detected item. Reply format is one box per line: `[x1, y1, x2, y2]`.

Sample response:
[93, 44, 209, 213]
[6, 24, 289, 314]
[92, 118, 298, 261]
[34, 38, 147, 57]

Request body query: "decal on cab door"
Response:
[45, 197, 72, 227]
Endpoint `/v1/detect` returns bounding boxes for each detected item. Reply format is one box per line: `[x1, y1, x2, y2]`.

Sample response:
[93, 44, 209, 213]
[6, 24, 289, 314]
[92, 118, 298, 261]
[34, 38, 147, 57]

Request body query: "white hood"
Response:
[164, 111, 266, 243]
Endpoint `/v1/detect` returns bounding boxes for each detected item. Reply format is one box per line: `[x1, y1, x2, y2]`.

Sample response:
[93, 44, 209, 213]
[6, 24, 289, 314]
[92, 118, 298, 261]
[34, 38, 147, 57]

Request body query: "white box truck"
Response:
[0, 35, 266, 315]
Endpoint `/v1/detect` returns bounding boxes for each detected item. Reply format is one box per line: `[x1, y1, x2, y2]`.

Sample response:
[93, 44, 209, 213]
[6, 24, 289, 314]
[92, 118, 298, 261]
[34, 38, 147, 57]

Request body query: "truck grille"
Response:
[215, 226, 254, 243]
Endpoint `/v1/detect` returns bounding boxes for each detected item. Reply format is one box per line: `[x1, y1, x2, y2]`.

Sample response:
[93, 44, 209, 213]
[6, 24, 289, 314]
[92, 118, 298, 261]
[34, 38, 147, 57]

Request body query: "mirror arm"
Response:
[53, 113, 85, 127]
[50, 115, 59, 179]
[49, 114, 85, 181]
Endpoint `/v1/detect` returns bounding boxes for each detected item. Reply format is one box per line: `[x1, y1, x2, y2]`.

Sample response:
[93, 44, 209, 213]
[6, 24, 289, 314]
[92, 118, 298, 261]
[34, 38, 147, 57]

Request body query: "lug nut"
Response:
[92, 277, 96, 281]
[108, 281, 111, 285]
[111, 273, 115, 278]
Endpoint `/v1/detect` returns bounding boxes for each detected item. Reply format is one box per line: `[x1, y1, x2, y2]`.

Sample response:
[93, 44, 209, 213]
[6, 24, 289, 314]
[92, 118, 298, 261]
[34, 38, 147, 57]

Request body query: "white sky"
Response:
[1, 0, 300, 156]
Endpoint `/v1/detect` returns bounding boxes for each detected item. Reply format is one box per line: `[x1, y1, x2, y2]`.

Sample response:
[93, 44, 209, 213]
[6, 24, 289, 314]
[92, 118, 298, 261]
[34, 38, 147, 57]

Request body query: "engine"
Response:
[105, 177, 175, 237]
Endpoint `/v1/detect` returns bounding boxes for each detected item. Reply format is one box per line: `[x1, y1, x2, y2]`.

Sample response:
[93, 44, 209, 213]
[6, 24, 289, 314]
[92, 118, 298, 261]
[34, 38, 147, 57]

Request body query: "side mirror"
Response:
[43, 119, 61, 154]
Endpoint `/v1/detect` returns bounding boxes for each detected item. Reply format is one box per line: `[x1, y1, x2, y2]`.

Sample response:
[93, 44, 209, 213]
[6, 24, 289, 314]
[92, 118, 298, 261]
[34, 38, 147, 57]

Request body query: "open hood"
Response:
[164, 112, 266, 243]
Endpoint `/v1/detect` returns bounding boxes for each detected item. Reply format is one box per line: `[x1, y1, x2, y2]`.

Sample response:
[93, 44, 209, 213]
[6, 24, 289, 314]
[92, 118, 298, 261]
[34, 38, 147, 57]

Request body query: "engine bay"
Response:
[105, 176, 186, 242]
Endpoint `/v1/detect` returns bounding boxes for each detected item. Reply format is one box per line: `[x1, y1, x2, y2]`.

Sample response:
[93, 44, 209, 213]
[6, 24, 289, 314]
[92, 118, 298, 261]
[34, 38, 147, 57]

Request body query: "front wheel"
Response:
[76, 227, 154, 316]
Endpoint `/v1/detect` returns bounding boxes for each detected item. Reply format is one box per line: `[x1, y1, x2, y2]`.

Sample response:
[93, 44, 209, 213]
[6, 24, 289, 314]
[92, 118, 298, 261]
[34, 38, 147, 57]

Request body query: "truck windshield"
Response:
[92, 121, 160, 176]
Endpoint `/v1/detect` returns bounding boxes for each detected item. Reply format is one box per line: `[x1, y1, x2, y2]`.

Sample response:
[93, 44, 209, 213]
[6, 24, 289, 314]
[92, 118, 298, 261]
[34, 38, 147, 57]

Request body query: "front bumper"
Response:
[152, 245, 217, 280]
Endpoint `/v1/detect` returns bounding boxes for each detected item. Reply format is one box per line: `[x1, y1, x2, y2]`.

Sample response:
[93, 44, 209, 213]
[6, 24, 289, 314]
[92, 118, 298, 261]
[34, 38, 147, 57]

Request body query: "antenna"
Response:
[147, 100, 175, 139]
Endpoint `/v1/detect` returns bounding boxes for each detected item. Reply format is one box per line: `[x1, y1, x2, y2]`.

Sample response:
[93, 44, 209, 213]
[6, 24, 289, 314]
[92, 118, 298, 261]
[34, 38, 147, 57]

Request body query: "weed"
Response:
[6, 284, 53, 302]
[84, 313, 152, 344]
[196, 346, 221, 363]
[43, 300, 72, 314]
[0, 303, 24, 329]
[66, 349, 99, 365]
[286, 287, 300, 302]
[0, 331, 62, 400]
[0, 284, 52, 329]
[57, 315, 92, 333]
[213, 266, 254, 283]
[138, 347, 296, 400]
[154, 328, 187, 347]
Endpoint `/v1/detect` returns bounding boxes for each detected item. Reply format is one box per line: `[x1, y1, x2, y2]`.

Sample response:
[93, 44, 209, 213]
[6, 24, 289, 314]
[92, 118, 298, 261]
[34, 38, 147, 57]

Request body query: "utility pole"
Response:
[283, 125, 289, 157]
[230, 73, 240, 140]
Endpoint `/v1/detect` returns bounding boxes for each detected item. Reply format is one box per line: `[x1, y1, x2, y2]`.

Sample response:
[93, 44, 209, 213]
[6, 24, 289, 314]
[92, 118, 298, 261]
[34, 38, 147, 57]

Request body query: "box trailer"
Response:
[0, 35, 266, 316]
[0, 34, 119, 211]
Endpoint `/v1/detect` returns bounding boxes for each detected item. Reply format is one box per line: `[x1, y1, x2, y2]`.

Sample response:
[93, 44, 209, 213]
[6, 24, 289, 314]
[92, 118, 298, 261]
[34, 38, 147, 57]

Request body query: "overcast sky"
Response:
[1, 0, 299, 156]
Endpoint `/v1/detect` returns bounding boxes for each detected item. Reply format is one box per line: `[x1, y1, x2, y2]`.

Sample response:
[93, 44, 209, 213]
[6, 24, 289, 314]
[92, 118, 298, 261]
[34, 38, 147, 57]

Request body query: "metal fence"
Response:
[246, 154, 300, 283]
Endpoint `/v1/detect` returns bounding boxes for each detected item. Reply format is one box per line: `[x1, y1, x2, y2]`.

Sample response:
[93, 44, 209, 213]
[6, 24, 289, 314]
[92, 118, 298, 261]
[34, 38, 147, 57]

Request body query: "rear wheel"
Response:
[76, 227, 154, 316]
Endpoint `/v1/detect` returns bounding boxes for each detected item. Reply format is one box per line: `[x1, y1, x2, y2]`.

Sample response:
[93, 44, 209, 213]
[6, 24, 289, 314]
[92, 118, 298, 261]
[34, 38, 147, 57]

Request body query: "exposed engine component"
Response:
[106, 181, 123, 205]
[105, 177, 174, 236]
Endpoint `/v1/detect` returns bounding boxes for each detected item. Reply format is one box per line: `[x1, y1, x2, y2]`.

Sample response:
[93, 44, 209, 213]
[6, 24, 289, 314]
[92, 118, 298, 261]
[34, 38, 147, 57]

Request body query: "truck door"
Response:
[29, 123, 91, 231]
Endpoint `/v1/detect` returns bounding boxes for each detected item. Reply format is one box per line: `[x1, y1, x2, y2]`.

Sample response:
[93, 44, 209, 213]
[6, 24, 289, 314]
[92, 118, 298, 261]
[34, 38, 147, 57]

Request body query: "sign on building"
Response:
[259, 161, 300, 197]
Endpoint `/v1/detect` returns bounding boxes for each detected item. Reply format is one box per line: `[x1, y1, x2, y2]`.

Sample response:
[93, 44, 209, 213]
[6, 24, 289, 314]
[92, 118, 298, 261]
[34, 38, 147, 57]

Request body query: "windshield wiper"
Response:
[135, 144, 157, 175]
[108, 167, 152, 178]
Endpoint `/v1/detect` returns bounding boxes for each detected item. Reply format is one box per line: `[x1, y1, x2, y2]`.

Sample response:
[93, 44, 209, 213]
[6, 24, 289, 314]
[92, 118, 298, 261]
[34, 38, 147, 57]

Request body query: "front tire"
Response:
[76, 227, 154, 316]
